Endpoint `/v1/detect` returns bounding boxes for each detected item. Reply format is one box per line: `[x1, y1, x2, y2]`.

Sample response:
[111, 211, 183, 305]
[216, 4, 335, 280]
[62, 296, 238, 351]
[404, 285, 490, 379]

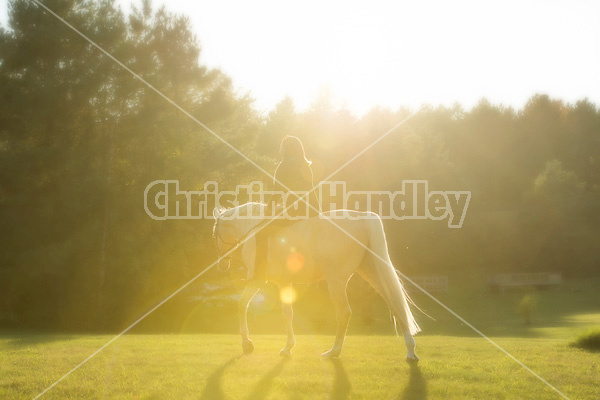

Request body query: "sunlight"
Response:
[124, 0, 600, 114]
[1, 0, 598, 398]
[280, 285, 297, 305]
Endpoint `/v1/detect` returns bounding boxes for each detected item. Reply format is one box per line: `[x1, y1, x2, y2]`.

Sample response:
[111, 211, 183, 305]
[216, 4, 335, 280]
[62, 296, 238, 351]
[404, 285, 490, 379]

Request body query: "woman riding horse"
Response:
[213, 136, 420, 360]
[253, 136, 320, 282]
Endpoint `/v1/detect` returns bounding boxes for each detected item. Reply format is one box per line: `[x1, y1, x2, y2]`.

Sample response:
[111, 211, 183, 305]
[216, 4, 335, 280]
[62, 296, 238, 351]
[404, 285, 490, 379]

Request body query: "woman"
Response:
[253, 136, 320, 282]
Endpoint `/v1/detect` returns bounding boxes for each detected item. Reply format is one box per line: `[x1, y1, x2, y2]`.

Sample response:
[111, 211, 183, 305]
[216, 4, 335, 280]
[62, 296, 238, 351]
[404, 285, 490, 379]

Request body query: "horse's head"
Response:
[212, 203, 266, 272]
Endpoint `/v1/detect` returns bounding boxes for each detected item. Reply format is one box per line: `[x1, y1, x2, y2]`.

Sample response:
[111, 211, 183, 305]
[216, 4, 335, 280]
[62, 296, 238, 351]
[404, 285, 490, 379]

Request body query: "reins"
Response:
[213, 215, 271, 271]
[213, 216, 261, 269]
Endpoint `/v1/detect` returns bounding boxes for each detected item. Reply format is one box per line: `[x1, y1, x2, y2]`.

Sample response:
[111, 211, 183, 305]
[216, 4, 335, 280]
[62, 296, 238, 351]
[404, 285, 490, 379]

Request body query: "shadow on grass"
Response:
[199, 355, 240, 400]
[198, 355, 288, 400]
[327, 358, 350, 400]
[398, 363, 427, 400]
[244, 358, 288, 400]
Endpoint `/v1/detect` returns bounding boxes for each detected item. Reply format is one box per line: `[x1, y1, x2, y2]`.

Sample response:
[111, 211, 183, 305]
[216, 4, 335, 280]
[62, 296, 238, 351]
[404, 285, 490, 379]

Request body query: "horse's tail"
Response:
[365, 215, 421, 336]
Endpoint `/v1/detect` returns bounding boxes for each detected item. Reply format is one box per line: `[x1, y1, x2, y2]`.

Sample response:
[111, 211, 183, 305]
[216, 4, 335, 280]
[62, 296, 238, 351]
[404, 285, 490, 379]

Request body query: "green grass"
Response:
[1, 331, 599, 399]
[2, 279, 599, 399]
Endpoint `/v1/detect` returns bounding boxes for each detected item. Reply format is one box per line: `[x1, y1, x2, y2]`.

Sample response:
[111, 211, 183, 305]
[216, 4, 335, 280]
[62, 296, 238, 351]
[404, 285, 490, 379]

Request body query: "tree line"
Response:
[1, 0, 598, 330]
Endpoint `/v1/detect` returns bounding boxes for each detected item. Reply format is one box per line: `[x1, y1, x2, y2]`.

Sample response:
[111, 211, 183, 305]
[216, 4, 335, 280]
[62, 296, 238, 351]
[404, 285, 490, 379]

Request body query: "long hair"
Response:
[280, 136, 311, 165]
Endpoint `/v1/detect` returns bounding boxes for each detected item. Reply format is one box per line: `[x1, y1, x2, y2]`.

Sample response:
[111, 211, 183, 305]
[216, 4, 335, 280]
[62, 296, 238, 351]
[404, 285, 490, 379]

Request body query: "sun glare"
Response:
[286, 250, 305, 274]
[280, 286, 297, 305]
[130, 0, 600, 114]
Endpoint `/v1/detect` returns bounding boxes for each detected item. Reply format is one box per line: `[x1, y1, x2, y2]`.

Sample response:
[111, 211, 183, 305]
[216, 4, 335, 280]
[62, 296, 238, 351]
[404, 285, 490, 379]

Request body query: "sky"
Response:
[1, 0, 599, 115]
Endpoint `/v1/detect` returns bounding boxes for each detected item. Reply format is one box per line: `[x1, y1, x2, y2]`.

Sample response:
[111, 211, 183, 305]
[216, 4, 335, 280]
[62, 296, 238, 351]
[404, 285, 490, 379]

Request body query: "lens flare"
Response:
[286, 251, 305, 273]
[280, 286, 297, 305]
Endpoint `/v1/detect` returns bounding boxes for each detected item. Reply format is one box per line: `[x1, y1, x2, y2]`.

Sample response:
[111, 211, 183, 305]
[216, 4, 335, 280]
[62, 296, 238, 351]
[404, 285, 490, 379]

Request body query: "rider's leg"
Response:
[252, 219, 287, 282]
[253, 228, 269, 281]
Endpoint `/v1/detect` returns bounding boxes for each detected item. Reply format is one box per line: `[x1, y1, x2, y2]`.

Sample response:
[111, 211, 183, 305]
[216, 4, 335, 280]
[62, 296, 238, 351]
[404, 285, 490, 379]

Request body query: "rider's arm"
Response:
[308, 165, 321, 212]
[302, 164, 320, 214]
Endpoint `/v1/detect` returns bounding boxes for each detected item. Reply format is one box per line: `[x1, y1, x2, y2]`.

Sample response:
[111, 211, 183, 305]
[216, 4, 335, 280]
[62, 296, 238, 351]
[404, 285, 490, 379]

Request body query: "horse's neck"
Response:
[231, 202, 264, 237]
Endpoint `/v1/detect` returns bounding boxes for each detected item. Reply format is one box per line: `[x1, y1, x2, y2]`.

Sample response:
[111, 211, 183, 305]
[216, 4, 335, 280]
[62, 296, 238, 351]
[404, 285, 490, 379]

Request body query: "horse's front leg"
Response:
[323, 280, 351, 358]
[280, 284, 296, 357]
[239, 284, 260, 354]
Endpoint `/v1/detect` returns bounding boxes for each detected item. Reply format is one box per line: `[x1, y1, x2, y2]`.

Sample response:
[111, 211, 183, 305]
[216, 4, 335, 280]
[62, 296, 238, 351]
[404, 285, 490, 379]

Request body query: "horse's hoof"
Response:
[280, 348, 292, 357]
[406, 355, 420, 363]
[242, 340, 254, 354]
[321, 349, 341, 358]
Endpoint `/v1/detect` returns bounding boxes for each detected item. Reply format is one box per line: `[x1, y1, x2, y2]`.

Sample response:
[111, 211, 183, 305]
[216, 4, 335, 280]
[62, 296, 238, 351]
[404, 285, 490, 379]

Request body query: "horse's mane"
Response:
[216, 202, 266, 219]
[213, 202, 264, 236]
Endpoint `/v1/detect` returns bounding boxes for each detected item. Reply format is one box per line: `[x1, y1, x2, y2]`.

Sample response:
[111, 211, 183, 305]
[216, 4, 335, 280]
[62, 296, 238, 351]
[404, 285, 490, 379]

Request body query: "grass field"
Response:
[2, 279, 599, 399]
[1, 333, 599, 399]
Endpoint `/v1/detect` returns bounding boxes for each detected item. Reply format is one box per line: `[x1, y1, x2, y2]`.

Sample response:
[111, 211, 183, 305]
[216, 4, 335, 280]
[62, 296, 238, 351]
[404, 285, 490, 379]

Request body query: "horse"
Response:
[212, 202, 420, 361]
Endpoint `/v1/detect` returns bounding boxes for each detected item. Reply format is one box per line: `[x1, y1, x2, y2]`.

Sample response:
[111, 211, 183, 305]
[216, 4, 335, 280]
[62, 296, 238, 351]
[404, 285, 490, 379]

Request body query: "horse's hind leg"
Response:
[280, 287, 296, 357]
[239, 284, 260, 354]
[402, 330, 418, 363]
[322, 280, 352, 358]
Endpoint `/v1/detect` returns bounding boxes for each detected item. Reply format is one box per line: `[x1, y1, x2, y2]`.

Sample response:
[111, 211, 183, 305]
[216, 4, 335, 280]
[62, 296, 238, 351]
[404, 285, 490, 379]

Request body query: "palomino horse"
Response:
[212, 202, 420, 361]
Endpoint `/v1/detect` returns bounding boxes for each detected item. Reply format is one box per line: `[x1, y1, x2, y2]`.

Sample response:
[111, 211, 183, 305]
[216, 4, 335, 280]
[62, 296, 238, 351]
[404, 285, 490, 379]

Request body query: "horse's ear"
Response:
[212, 207, 221, 219]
